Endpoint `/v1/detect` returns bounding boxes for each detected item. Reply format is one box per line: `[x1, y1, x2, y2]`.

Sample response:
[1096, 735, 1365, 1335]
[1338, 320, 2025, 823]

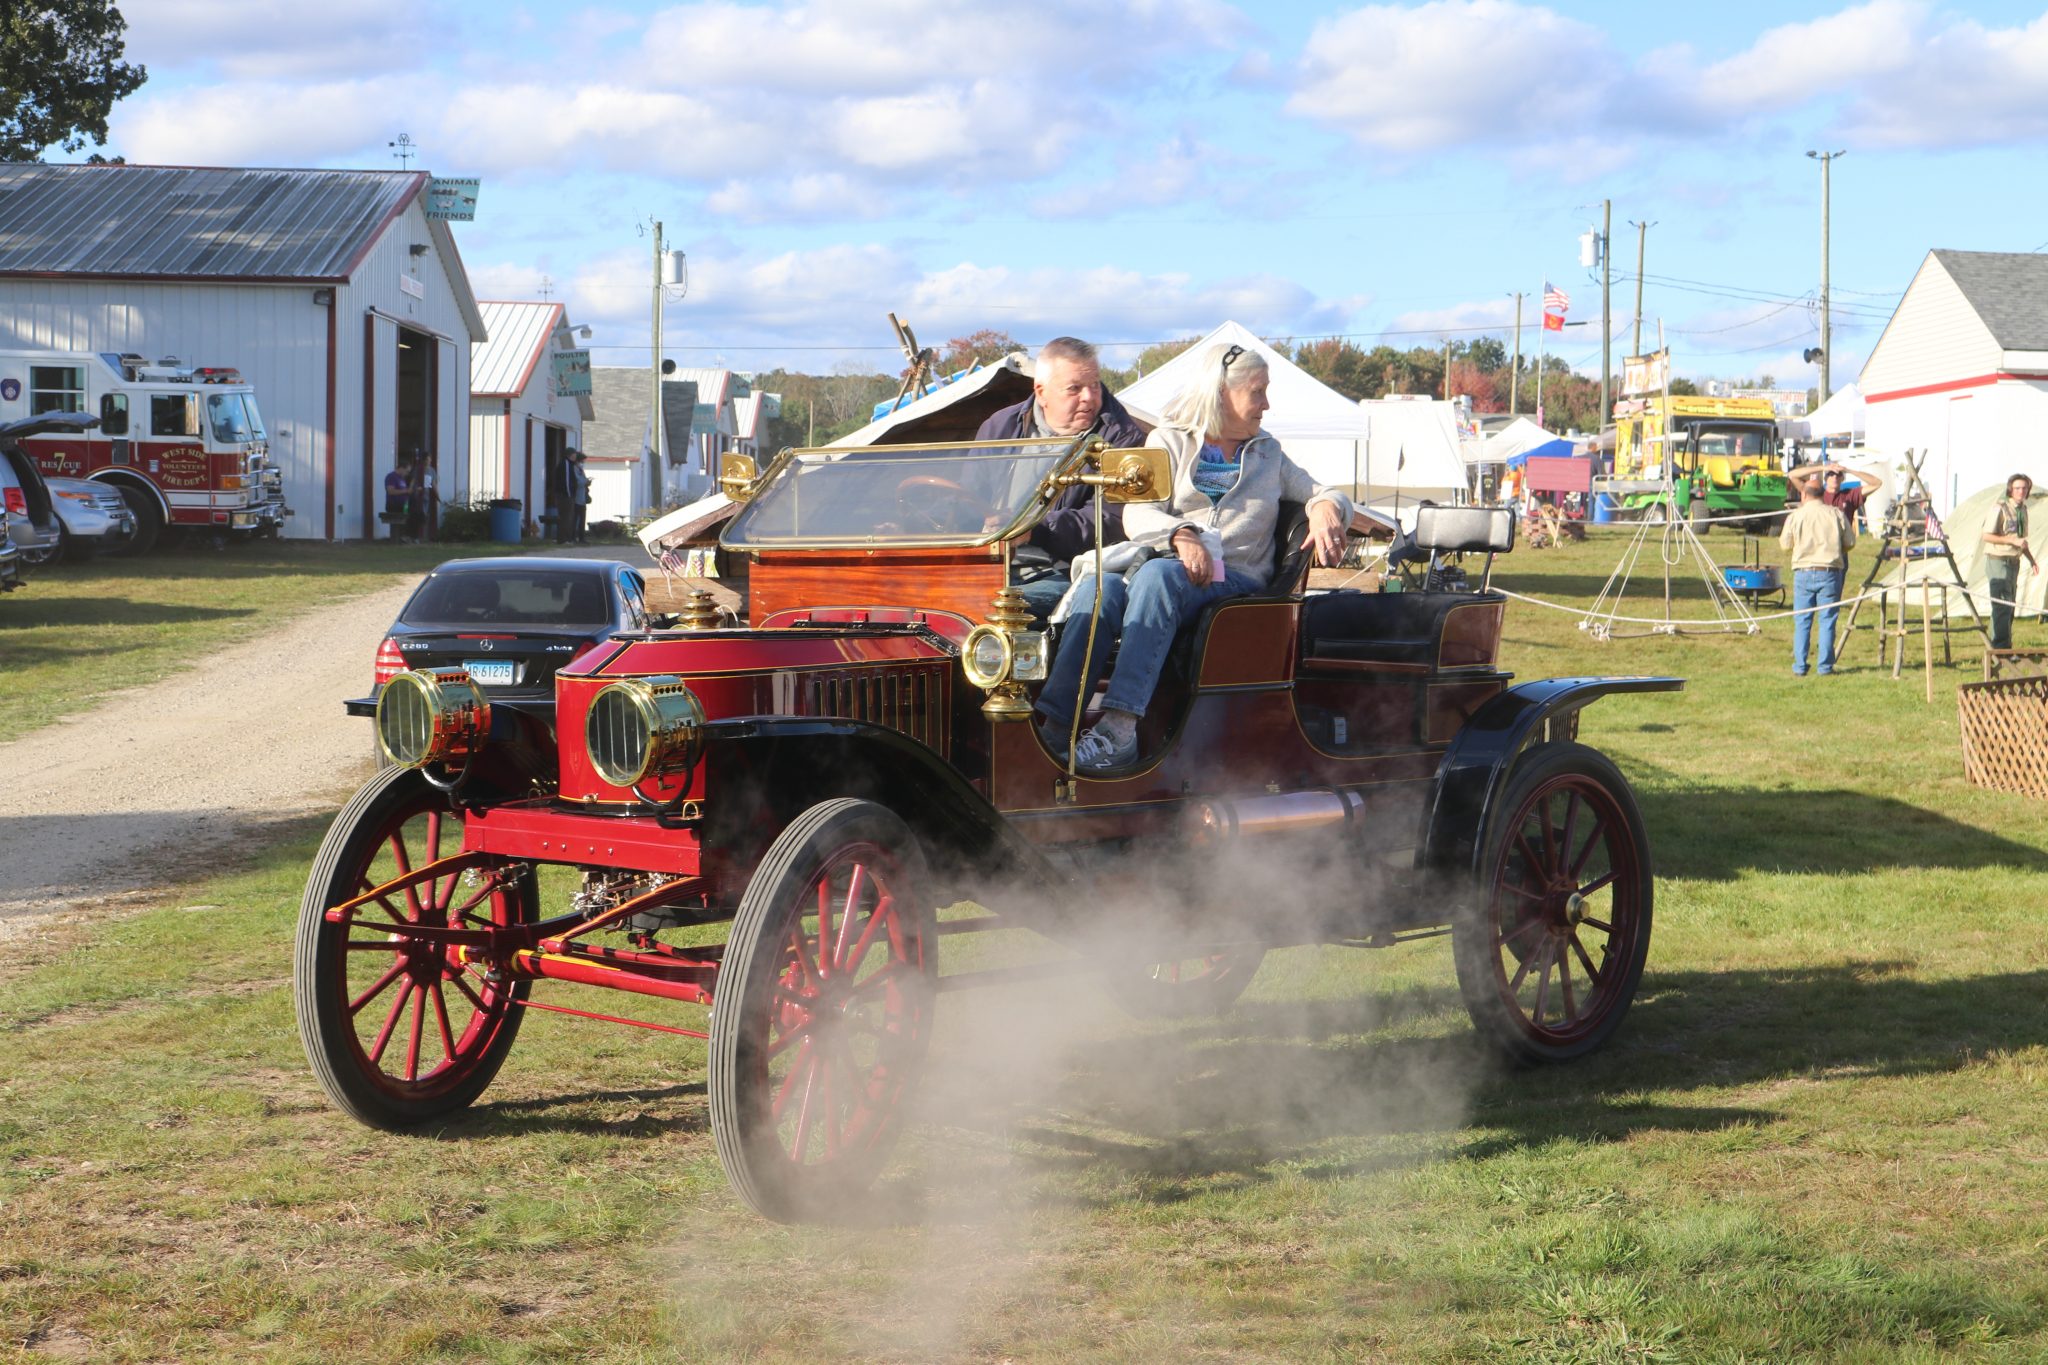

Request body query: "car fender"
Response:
[1418, 676, 1683, 878]
[699, 716, 1059, 897]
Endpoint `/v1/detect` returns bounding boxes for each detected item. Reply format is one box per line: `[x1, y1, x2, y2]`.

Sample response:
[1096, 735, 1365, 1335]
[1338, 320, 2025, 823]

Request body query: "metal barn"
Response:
[0, 163, 486, 539]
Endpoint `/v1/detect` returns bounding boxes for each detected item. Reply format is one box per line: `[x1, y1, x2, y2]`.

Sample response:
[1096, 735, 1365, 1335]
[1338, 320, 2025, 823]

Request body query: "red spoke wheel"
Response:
[710, 799, 937, 1222]
[1105, 947, 1266, 1019]
[1453, 742, 1652, 1064]
[294, 766, 532, 1128]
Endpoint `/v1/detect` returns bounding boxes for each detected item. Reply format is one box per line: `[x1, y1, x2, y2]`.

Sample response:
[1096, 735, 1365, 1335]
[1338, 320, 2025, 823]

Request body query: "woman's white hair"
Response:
[1161, 341, 1268, 438]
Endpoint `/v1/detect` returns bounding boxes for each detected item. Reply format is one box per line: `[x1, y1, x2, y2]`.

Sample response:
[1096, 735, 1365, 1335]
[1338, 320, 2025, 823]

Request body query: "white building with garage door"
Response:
[469, 300, 592, 532]
[1861, 249, 2048, 511]
[0, 162, 485, 539]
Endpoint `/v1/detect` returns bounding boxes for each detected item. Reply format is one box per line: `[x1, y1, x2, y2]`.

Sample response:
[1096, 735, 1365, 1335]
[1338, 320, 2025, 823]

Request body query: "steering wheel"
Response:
[895, 474, 997, 534]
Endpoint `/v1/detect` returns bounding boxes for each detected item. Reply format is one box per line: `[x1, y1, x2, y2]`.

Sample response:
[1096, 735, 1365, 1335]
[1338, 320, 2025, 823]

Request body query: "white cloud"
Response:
[704, 174, 876, 224]
[111, 76, 415, 165]
[1384, 298, 1522, 337]
[109, 0, 1239, 213]
[1285, 0, 2048, 162]
[498, 241, 1367, 371]
[1287, 1, 1609, 153]
[121, 0, 455, 79]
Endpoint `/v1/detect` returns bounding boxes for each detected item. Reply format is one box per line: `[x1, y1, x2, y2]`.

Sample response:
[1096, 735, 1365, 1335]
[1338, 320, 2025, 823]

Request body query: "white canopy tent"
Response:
[1115, 321, 1468, 514]
[1802, 381, 1865, 440]
[1472, 415, 1559, 466]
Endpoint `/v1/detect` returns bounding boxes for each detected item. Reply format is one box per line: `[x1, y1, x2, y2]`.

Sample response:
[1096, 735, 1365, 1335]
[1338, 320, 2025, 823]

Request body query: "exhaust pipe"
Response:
[1185, 787, 1369, 845]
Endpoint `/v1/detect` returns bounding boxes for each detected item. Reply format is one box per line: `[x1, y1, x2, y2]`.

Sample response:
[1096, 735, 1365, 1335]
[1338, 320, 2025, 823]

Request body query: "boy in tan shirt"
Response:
[1779, 475, 1856, 675]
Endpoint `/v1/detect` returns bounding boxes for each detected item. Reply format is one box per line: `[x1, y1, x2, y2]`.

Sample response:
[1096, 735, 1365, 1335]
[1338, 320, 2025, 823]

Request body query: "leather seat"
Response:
[1300, 589, 1505, 667]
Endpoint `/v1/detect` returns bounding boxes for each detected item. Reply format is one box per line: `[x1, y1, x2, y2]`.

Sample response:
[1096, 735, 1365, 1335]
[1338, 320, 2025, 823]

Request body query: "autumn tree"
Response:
[1, 2, 146, 160]
[926, 328, 1021, 376]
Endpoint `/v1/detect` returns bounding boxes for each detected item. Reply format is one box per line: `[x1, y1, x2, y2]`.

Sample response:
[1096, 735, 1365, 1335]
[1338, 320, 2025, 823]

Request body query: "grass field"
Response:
[5, 532, 2048, 1362]
[0, 540, 532, 741]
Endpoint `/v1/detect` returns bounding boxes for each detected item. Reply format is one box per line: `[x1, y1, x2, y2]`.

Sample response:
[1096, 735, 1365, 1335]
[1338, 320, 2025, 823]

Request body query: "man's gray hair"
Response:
[1160, 341, 1269, 438]
[1037, 336, 1098, 369]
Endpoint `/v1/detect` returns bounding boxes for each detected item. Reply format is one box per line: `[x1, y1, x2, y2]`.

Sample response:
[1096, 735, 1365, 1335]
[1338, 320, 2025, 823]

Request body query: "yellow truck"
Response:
[1600, 395, 1789, 529]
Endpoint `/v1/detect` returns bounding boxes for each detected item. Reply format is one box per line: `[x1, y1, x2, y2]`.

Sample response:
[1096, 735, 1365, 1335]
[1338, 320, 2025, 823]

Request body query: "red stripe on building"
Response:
[1864, 371, 2047, 403]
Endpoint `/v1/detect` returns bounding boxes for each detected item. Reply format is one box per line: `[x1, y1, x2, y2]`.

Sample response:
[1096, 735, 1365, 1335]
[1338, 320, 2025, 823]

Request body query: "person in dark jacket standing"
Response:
[973, 336, 1145, 622]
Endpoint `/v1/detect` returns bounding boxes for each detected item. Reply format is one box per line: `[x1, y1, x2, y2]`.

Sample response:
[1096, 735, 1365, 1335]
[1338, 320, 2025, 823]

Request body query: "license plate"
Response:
[463, 659, 517, 686]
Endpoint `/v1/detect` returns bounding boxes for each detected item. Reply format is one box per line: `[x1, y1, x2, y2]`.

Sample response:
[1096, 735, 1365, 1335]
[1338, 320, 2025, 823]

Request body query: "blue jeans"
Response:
[1037, 557, 1261, 726]
[1013, 571, 1069, 627]
[1792, 567, 1844, 674]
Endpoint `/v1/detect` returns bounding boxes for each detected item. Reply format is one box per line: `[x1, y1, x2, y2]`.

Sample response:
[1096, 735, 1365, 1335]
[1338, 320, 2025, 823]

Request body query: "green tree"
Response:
[1, 2, 146, 160]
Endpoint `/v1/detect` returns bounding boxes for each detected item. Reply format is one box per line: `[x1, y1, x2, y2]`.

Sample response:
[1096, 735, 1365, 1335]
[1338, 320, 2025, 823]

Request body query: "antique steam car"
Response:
[296, 433, 1678, 1221]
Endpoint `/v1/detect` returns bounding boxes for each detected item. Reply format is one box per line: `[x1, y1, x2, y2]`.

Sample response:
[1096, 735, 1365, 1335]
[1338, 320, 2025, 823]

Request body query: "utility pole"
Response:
[1443, 339, 1452, 401]
[1508, 292, 1524, 415]
[649, 219, 666, 510]
[1807, 149, 1845, 404]
[1629, 220, 1654, 356]
[1600, 198, 1612, 430]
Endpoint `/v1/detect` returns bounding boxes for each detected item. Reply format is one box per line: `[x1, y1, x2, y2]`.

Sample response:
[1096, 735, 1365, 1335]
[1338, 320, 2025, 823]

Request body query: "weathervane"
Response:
[388, 134, 416, 170]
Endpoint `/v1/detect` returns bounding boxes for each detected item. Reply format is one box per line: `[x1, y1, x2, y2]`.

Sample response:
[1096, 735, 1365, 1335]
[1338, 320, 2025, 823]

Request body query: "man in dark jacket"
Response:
[973, 336, 1145, 621]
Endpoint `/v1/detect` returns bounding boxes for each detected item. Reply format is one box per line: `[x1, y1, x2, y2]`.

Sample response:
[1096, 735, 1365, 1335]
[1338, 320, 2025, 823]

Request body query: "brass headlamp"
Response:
[585, 675, 706, 787]
[376, 667, 491, 770]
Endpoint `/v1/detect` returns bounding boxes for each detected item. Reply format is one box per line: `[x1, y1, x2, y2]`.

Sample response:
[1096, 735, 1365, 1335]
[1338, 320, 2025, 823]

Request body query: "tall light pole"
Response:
[1507, 291, 1524, 415]
[1807, 150, 1845, 404]
[1600, 198, 1612, 429]
[1629, 220, 1655, 357]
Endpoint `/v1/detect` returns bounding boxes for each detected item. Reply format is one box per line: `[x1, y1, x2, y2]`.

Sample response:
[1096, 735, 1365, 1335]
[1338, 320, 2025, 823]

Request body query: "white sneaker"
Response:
[1072, 725, 1137, 772]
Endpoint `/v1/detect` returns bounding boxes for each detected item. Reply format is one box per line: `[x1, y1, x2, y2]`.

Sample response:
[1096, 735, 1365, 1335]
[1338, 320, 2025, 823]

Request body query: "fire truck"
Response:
[0, 351, 288, 552]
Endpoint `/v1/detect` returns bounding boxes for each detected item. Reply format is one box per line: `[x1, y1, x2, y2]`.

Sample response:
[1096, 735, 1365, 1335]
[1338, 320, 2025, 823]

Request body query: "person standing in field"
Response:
[1981, 472, 2036, 652]
[1780, 473, 1856, 676]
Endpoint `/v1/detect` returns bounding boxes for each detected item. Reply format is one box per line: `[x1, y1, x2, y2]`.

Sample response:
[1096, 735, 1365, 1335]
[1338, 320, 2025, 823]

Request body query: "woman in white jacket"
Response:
[1036, 342, 1351, 771]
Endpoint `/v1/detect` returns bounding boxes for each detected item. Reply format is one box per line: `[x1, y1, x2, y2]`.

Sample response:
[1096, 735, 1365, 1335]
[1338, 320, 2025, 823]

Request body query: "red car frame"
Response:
[296, 432, 1679, 1222]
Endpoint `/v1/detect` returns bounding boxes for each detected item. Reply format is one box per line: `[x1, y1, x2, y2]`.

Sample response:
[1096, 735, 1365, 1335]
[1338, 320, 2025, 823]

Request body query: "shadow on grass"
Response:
[450, 1081, 711, 1140]
[1638, 788, 2048, 880]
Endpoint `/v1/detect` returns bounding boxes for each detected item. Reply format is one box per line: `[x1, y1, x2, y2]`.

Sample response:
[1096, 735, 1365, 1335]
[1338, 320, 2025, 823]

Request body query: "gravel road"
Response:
[0, 546, 642, 930]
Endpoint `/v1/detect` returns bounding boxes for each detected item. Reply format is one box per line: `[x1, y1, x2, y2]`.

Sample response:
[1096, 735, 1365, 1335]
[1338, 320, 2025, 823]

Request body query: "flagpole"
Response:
[1394, 444, 1405, 528]
[1536, 314, 1546, 429]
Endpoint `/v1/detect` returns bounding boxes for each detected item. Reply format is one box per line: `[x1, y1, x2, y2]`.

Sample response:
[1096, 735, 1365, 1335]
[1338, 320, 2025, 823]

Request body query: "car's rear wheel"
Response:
[294, 766, 531, 1128]
[710, 799, 937, 1222]
[1453, 742, 1652, 1064]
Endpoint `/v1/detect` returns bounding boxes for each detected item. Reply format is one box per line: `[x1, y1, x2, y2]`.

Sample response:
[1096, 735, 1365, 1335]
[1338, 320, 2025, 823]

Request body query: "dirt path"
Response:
[0, 576, 414, 927]
[0, 546, 645, 929]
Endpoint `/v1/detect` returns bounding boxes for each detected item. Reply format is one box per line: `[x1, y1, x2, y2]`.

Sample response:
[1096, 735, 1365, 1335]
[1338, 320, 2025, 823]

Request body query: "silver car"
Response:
[0, 414, 124, 566]
[29, 476, 135, 562]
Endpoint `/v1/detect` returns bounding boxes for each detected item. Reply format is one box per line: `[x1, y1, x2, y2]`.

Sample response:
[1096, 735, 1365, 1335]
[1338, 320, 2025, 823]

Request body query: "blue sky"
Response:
[102, 0, 2048, 390]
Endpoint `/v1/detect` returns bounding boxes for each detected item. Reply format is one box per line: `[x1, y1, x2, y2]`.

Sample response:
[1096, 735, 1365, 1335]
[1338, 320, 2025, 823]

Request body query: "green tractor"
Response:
[1617, 418, 1790, 534]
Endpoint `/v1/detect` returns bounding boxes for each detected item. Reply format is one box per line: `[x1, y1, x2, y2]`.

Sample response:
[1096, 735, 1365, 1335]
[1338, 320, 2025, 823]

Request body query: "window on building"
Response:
[98, 392, 129, 436]
[151, 394, 197, 438]
[29, 365, 84, 415]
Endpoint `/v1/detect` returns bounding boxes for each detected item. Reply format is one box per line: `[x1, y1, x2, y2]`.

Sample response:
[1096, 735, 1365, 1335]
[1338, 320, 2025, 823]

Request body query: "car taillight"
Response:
[2, 487, 23, 516]
[373, 636, 406, 686]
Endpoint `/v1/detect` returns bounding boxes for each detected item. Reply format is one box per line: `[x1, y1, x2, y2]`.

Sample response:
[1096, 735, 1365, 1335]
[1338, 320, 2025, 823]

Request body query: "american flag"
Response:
[1543, 281, 1570, 313]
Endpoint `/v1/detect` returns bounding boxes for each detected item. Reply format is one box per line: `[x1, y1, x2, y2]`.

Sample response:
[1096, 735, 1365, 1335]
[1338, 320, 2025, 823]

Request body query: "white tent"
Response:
[1879, 480, 2048, 620]
[1473, 415, 1558, 466]
[1114, 321, 1468, 511]
[1793, 382, 1865, 441]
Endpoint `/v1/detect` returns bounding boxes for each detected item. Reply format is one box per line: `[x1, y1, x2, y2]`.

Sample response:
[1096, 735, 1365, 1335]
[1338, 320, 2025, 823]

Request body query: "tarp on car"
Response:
[834, 354, 1036, 447]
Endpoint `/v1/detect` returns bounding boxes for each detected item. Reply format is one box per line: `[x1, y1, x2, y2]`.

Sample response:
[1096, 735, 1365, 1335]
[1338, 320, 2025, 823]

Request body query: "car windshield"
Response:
[721, 436, 1090, 549]
[401, 569, 611, 626]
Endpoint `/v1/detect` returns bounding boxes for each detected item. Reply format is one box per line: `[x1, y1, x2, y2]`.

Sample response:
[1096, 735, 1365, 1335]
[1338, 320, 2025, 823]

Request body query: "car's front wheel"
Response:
[709, 799, 938, 1222]
[294, 766, 532, 1128]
